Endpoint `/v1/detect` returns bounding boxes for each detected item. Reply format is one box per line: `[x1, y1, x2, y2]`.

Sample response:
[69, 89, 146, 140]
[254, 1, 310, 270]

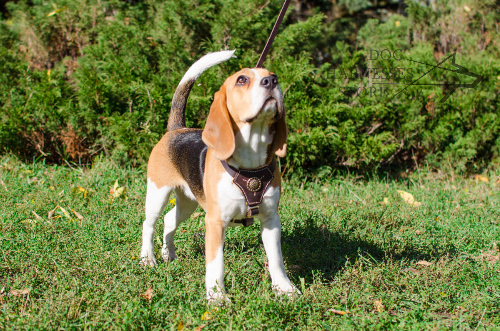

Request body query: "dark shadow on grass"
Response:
[279, 211, 447, 283]
[179, 208, 460, 286]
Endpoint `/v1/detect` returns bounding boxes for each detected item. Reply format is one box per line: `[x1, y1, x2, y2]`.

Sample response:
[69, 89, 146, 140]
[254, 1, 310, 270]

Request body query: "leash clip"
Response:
[247, 206, 259, 217]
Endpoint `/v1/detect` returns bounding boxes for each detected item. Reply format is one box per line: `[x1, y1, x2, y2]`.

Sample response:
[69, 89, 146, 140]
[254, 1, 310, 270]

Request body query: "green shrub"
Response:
[0, 0, 499, 175]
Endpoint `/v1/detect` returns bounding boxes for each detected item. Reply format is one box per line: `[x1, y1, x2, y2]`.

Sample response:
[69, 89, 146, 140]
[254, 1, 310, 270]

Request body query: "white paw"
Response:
[161, 246, 177, 262]
[206, 291, 231, 305]
[139, 249, 157, 267]
[273, 281, 301, 297]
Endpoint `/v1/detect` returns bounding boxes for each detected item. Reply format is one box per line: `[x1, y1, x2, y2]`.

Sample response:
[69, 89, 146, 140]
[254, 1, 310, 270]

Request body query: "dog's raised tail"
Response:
[167, 50, 235, 131]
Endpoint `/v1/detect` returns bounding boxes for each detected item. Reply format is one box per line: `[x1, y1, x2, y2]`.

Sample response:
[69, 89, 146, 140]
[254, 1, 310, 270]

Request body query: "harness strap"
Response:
[221, 160, 275, 226]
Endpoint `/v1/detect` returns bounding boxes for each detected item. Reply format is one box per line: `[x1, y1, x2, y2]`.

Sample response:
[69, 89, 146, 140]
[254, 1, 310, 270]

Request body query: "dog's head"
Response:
[202, 68, 287, 161]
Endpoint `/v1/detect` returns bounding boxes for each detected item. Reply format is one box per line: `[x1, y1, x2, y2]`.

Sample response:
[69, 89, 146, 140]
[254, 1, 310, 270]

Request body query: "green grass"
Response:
[0, 155, 499, 330]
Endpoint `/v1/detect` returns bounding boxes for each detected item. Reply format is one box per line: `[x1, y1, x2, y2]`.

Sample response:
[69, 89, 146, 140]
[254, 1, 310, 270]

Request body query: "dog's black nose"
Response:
[261, 76, 278, 90]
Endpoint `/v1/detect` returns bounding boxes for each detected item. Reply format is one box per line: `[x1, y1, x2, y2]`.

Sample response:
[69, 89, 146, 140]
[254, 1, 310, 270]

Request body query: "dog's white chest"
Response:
[217, 172, 280, 222]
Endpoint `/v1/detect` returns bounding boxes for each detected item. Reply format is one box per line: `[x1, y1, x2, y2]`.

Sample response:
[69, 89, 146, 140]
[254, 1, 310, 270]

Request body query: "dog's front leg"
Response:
[261, 213, 300, 295]
[205, 215, 229, 303]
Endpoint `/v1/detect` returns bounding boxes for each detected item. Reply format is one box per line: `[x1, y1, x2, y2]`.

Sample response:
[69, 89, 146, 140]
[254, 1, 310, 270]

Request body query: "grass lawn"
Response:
[0, 155, 499, 330]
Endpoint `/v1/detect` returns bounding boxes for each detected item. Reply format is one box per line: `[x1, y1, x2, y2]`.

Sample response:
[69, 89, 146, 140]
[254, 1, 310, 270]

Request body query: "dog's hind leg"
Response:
[140, 179, 173, 266]
[162, 187, 198, 262]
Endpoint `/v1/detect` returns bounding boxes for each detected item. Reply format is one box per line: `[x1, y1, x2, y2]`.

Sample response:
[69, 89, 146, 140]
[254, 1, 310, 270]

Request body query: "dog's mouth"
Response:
[263, 97, 277, 107]
[244, 97, 279, 123]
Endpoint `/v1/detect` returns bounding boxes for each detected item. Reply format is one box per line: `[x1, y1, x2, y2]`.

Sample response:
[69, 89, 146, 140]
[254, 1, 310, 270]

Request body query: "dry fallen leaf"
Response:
[141, 287, 153, 301]
[114, 187, 125, 198]
[9, 289, 30, 296]
[31, 211, 43, 220]
[110, 180, 126, 201]
[177, 321, 185, 331]
[474, 174, 489, 183]
[74, 186, 88, 198]
[374, 299, 385, 312]
[110, 180, 120, 195]
[193, 324, 207, 331]
[416, 260, 432, 266]
[201, 311, 211, 321]
[397, 190, 421, 206]
[109, 182, 116, 195]
[72, 209, 84, 221]
[60, 206, 71, 219]
[48, 205, 59, 219]
[46, 6, 66, 17]
[327, 308, 348, 315]
[192, 212, 204, 218]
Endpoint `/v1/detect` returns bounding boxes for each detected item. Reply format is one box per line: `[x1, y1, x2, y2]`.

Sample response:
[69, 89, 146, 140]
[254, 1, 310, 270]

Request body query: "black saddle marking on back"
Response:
[169, 129, 207, 201]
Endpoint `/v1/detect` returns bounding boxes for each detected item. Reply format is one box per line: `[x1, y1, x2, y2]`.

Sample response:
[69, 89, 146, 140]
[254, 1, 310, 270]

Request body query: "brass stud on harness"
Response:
[247, 178, 262, 192]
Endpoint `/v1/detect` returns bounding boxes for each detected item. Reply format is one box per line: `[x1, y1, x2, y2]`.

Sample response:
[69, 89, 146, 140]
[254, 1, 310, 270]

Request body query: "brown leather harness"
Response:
[221, 160, 275, 227]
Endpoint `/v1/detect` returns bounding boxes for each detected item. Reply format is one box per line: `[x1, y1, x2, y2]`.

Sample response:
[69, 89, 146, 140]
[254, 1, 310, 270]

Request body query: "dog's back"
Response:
[168, 129, 207, 201]
[146, 51, 235, 204]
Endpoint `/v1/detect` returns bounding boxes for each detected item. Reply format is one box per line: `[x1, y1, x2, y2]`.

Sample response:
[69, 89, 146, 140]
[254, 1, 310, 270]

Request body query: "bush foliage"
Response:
[0, 0, 499, 176]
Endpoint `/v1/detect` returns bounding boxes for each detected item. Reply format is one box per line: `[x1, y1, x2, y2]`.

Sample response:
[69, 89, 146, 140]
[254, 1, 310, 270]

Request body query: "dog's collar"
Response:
[221, 159, 275, 227]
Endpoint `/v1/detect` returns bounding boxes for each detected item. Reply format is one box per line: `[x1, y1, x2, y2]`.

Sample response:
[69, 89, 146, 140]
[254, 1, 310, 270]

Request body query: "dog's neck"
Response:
[228, 121, 274, 169]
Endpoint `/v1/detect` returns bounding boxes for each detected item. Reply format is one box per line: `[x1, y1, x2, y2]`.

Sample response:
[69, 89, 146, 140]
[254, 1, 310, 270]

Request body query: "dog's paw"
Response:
[206, 291, 231, 306]
[161, 246, 177, 262]
[273, 282, 301, 298]
[139, 249, 157, 267]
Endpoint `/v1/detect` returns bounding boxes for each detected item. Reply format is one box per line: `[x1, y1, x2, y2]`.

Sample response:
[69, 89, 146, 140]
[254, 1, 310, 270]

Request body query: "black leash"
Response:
[256, 0, 291, 68]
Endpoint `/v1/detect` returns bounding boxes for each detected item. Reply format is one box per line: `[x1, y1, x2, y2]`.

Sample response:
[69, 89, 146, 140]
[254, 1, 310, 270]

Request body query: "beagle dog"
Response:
[140, 50, 299, 301]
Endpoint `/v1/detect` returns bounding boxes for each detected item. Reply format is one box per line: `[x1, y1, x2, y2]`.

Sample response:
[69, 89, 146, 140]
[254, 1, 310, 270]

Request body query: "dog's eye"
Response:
[236, 76, 248, 85]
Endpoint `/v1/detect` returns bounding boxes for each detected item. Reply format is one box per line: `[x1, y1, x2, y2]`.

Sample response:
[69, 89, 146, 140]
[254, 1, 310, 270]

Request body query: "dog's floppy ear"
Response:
[202, 85, 235, 160]
[271, 110, 288, 157]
